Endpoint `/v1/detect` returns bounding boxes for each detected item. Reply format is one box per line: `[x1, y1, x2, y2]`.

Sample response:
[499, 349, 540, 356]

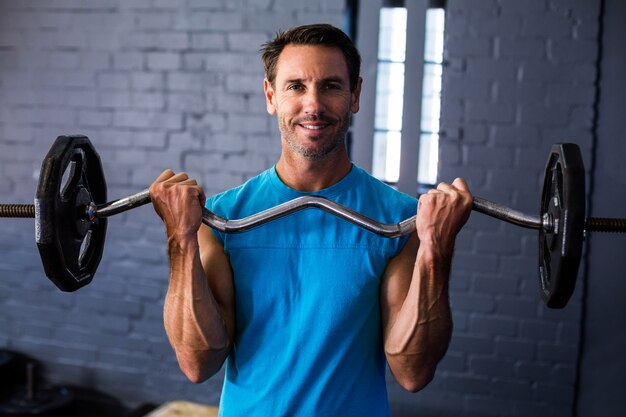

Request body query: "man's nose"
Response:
[302, 88, 326, 115]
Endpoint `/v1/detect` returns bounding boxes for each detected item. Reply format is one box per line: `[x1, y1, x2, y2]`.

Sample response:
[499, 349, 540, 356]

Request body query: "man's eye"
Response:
[288, 84, 304, 91]
[325, 83, 341, 90]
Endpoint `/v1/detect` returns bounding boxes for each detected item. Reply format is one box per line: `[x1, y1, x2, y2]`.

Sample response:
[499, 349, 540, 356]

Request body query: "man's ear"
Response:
[264, 78, 277, 115]
[350, 77, 363, 114]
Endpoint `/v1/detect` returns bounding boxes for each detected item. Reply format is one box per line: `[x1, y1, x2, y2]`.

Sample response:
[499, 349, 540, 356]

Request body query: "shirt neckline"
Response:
[269, 163, 358, 199]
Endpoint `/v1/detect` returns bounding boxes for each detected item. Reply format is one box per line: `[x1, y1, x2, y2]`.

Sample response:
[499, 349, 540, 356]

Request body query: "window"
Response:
[351, 0, 446, 195]
[418, 6, 445, 186]
[372, 7, 407, 183]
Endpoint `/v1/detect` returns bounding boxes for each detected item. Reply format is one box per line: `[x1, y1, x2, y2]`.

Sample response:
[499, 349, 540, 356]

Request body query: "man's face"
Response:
[264, 44, 362, 161]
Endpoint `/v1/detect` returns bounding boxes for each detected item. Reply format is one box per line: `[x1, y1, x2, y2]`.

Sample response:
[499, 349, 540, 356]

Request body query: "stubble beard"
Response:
[280, 114, 351, 161]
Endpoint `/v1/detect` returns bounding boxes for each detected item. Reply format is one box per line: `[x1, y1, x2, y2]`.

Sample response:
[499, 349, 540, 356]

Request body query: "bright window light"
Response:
[372, 7, 407, 183]
[371, 5, 445, 188]
[418, 8, 445, 186]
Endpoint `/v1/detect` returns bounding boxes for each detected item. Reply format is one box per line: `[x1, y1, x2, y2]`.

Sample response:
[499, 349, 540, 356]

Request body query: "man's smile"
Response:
[294, 117, 334, 135]
[300, 123, 328, 130]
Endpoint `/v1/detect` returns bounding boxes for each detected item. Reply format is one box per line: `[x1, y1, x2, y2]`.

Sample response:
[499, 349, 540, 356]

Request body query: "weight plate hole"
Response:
[542, 238, 551, 286]
[60, 161, 77, 199]
[78, 229, 92, 268]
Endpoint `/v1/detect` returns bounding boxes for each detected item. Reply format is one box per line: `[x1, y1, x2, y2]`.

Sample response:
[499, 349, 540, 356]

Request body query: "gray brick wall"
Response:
[405, 0, 599, 416]
[0, 0, 344, 409]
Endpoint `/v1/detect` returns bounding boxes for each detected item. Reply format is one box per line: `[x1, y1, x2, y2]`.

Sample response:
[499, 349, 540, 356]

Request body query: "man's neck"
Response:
[275, 148, 352, 192]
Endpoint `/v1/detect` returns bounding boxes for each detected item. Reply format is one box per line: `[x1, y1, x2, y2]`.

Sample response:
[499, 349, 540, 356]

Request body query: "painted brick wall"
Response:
[385, 0, 600, 416]
[0, 0, 344, 409]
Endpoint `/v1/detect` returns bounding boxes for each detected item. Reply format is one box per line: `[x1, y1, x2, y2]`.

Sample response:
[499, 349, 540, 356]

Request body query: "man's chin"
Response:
[301, 143, 342, 160]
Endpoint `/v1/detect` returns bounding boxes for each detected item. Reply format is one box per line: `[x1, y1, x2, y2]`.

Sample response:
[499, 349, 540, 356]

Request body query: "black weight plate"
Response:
[35, 135, 107, 292]
[538, 143, 585, 308]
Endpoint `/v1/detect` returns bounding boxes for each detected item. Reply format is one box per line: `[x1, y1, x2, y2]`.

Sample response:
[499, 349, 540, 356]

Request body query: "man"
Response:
[150, 24, 472, 416]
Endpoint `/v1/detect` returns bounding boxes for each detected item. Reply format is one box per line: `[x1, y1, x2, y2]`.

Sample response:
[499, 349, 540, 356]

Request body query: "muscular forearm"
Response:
[163, 236, 231, 383]
[384, 243, 453, 392]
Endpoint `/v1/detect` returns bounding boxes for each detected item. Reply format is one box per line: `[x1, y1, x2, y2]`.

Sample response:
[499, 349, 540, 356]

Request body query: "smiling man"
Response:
[150, 24, 472, 416]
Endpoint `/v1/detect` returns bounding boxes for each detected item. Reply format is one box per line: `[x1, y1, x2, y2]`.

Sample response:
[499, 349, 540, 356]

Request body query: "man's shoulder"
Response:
[206, 167, 274, 213]
[352, 164, 418, 205]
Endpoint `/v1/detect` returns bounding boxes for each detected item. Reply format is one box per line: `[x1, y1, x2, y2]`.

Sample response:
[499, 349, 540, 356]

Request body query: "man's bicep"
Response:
[198, 225, 236, 340]
[380, 232, 419, 336]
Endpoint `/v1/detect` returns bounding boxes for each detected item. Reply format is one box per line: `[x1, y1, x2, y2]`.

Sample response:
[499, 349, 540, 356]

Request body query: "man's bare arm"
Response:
[381, 179, 472, 392]
[151, 170, 235, 383]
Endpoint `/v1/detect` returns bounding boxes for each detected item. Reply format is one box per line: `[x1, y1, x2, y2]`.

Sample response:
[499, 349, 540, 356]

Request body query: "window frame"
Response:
[351, 0, 440, 196]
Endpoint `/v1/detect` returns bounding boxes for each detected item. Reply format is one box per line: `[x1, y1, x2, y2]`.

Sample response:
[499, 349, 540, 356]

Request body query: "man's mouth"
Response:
[295, 117, 334, 133]
[299, 123, 329, 131]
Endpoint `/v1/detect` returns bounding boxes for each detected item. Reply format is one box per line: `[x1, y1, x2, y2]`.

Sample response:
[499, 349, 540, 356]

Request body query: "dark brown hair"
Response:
[261, 23, 361, 91]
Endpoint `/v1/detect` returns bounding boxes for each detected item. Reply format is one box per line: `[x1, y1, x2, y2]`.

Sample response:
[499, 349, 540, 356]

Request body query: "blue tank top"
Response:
[206, 165, 418, 417]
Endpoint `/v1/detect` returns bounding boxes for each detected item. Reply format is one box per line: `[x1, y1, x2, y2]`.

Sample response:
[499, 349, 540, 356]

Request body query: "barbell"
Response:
[1, 135, 624, 308]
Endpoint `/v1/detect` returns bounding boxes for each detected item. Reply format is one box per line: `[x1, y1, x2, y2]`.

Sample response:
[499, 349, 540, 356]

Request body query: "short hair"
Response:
[260, 23, 361, 91]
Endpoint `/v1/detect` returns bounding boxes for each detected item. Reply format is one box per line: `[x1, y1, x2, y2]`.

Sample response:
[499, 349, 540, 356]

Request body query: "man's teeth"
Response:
[302, 124, 326, 130]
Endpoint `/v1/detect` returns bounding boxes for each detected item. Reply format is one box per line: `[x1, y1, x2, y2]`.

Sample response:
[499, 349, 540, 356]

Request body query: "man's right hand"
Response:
[149, 169, 207, 241]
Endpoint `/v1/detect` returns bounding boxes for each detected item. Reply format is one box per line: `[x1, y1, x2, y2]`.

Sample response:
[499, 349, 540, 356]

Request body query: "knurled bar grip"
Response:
[0, 204, 36, 218]
[585, 217, 626, 233]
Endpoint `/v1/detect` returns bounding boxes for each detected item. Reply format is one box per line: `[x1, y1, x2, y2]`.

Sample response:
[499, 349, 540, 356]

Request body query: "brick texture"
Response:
[435, 0, 600, 416]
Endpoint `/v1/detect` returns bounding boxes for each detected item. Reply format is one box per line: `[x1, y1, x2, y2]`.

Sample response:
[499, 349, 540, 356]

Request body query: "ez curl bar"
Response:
[1, 136, 624, 308]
